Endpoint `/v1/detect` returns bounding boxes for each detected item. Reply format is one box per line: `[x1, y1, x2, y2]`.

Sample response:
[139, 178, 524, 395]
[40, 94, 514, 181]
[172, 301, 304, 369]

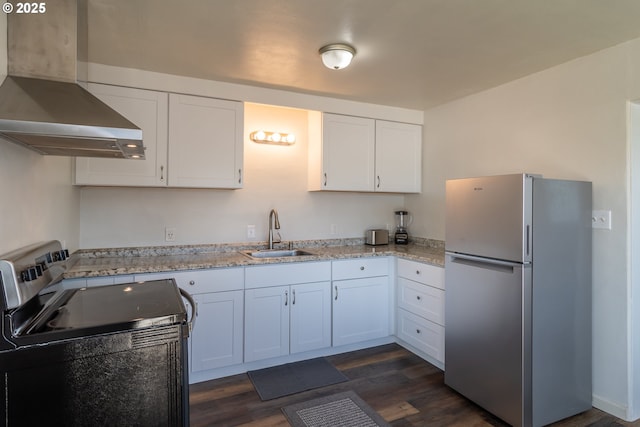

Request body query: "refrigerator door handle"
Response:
[526, 224, 530, 257]
[446, 251, 523, 269]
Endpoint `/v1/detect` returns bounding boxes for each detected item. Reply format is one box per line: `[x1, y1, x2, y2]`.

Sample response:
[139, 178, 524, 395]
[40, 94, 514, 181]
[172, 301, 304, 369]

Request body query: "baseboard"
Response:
[189, 336, 395, 384]
[592, 394, 629, 421]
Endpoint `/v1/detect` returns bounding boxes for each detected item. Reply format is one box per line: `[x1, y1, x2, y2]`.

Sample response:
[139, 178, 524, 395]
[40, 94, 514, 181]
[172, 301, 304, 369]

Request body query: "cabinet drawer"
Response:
[135, 268, 244, 293]
[332, 257, 389, 280]
[397, 258, 444, 289]
[397, 277, 444, 325]
[245, 261, 331, 289]
[397, 308, 444, 363]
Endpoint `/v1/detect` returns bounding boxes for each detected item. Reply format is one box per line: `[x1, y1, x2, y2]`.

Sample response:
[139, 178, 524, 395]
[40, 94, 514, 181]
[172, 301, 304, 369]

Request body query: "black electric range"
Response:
[0, 240, 194, 426]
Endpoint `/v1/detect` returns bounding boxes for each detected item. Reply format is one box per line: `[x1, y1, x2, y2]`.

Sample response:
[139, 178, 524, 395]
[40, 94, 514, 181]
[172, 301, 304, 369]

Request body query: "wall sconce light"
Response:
[250, 130, 296, 145]
[319, 43, 356, 70]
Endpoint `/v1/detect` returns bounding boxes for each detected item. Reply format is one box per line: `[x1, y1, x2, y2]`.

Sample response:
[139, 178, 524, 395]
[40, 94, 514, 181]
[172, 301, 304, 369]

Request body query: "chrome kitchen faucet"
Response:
[268, 209, 281, 249]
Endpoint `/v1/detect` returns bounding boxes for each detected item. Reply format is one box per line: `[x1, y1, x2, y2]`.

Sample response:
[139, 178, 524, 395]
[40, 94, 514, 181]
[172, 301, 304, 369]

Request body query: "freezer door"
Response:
[446, 174, 532, 263]
[444, 252, 531, 427]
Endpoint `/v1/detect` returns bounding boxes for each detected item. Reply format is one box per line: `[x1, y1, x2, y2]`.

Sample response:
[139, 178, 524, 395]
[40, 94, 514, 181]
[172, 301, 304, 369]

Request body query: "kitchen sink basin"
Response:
[240, 249, 314, 259]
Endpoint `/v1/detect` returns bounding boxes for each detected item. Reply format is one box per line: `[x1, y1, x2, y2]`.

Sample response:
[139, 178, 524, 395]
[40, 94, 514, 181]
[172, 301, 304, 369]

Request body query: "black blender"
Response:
[394, 210, 410, 244]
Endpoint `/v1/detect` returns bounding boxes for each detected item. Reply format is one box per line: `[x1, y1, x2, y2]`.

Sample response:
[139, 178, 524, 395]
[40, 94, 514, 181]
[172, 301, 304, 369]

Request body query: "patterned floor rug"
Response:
[282, 390, 391, 427]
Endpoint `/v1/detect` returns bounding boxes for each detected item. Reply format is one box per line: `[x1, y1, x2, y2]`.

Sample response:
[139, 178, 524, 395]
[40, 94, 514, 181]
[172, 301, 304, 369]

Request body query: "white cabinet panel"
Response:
[396, 260, 445, 365]
[290, 282, 332, 354]
[332, 257, 388, 281]
[135, 268, 243, 293]
[397, 308, 444, 362]
[244, 285, 290, 362]
[375, 120, 422, 193]
[191, 290, 243, 372]
[245, 281, 332, 362]
[397, 258, 445, 290]
[332, 275, 390, 346]
[319, 113, 375, 191]
[398, 277, 445, 325]
[308, 113, 422, 193]
[76, 86, 243, 189]
[75, 84, 168, 186]
[168, 93, 243, 188]
[245, 261, 330, 289]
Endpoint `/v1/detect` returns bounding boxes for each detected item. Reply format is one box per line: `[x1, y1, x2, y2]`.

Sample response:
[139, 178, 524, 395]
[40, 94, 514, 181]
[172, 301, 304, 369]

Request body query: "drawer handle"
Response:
[416, 329, 421, 334]
[189, 280, 195, 286]
[416, 296, 421, 300]
[416, 270, 421, 275]
[360, 266, 365, 271]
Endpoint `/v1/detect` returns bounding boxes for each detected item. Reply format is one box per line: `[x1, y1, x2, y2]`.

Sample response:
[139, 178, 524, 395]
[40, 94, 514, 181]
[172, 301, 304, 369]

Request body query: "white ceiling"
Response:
[86, 0, 640, 111]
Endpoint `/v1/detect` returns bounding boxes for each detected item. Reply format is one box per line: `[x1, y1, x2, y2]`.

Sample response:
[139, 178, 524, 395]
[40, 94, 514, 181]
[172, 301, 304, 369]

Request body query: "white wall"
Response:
[78, 102, 405, 248]
[406, 38, 640, 419]
[0, 13, 81, 254]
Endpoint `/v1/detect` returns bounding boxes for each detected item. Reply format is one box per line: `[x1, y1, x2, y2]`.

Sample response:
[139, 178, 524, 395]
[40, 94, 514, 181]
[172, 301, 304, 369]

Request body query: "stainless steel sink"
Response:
[239, 249, 313, 259]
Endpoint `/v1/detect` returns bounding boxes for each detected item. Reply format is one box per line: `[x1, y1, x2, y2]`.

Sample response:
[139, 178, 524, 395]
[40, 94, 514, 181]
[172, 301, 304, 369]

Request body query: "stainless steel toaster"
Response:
[365, 229, 389, 245]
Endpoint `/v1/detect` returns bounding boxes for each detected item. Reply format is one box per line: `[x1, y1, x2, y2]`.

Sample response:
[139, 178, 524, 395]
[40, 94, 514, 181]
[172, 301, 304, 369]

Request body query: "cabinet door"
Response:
[375, 120, 422, 193]
[290, 282, 332, 354]
[190, 290, 243, 372]
[75, 84, 169, 186]
[168, 94, 243, 188]
[333, 276, 389, 346]
[320, 113, 375, 191]
[244, 286, 289, 362]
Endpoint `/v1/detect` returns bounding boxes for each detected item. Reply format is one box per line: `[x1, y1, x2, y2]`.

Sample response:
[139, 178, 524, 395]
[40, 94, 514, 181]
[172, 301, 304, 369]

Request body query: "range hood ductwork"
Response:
[0, 0, 145, 159]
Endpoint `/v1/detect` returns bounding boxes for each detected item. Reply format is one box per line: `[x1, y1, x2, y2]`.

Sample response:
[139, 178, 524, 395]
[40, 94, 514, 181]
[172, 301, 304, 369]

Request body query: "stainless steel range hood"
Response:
[0, 0, 145, 159]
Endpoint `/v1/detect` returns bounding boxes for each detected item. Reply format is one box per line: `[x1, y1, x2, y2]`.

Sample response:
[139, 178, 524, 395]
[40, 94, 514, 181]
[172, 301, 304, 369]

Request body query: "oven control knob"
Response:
[21, 266, 40, 282]
[52, 250, 67, 262]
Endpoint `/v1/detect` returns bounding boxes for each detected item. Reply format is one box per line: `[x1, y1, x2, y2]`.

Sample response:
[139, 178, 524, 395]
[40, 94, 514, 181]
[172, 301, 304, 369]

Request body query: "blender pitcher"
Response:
[394, 210, 411, 244]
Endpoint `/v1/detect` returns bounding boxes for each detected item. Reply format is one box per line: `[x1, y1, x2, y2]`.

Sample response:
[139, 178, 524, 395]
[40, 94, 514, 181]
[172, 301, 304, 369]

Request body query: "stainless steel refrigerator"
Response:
[444, 173, 592, 427]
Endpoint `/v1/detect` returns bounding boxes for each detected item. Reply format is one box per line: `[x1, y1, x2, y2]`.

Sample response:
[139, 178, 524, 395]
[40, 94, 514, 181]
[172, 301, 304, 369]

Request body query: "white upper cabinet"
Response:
[308, 112, 422, 193]
[375, 120, 422, 193]
[313, 113, 375, 191]
[168, 94, 243, 188]
[75, 83, 169, 187]
[75, 86, 243, 189]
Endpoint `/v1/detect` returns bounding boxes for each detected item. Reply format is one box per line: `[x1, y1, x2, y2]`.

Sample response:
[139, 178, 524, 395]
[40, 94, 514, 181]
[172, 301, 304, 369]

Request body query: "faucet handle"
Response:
[274, 231, 282, 244]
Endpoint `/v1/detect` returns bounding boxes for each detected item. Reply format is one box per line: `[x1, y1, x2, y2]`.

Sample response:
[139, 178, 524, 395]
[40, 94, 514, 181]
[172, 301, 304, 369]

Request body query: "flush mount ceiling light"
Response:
[319, 43, 356, 70]
[250, 130, 296, 145]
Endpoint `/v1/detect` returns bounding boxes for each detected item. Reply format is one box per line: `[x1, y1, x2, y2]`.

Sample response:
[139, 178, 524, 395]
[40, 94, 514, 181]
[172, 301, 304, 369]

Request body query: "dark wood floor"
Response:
[189, 343, 637, 427]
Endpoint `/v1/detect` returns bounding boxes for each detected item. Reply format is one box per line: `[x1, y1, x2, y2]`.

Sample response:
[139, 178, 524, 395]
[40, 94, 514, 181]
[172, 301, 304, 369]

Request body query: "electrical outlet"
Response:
[165, 227, 176, 241]
[330, 224, 337, 235]
[592, 210, 612, 230]
[247, 225, 256, 239]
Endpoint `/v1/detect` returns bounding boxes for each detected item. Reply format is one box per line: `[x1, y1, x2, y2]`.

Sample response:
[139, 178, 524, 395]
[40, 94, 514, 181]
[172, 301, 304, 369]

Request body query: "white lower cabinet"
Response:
[331, 258, 390, 347]
[134, 268, 244, 374]
[244, 262, 332, 363]
[190, 290, 244, 371]
[395, 258, 445, 365]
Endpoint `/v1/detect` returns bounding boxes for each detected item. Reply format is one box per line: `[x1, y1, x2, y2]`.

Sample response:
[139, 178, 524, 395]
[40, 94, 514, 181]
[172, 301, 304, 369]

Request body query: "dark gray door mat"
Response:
[282, 390, 391, 427]
[247, 357, 348, 401]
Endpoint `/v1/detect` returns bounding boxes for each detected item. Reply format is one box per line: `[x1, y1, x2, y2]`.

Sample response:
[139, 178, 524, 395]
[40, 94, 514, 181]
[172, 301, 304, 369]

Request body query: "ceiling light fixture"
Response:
[250, 130, 296, 145]
[319, 43, 356, 70]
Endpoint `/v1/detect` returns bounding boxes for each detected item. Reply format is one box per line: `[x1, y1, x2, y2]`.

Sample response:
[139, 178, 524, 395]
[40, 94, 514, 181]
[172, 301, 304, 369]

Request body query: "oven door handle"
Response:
[179, 288, 196, 334]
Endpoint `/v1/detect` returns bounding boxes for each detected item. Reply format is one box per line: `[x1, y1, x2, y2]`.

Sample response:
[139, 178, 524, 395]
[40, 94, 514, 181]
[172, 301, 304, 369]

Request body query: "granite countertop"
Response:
[65, 238, 445, 279]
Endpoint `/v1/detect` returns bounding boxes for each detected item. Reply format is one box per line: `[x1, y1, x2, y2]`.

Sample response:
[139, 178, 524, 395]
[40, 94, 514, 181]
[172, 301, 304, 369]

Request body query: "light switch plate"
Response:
[592, 210, 612, 230]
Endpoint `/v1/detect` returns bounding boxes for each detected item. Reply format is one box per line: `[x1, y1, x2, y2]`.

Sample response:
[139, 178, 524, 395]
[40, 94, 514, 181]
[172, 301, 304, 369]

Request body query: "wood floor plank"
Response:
[378, 401, 420, 422]
[189, 344, 635, 427]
